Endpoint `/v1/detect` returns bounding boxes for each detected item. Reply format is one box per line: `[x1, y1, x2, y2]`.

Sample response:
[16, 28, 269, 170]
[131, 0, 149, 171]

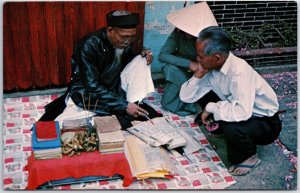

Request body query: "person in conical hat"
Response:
[158, 2, 219, 116]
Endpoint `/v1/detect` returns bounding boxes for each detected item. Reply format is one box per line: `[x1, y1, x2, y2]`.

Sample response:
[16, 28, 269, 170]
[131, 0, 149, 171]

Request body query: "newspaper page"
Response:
[127, 117, 186, 149]
[177, 129, 204, 155]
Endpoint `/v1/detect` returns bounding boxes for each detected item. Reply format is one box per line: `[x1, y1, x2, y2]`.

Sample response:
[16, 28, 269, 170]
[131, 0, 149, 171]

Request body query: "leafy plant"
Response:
[225, 21, 296, 51]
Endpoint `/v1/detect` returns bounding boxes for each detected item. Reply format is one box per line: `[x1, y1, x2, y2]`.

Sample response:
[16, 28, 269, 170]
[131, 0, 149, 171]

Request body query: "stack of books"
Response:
[94, 115, 125, 154]
[32, 121, 62, 159]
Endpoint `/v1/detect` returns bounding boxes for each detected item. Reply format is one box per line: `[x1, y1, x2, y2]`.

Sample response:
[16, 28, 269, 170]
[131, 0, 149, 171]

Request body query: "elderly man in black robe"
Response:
[40, 10, 160, 128]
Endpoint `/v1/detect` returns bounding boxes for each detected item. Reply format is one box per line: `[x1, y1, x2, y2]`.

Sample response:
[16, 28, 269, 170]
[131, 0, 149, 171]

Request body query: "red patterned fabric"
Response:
[25, 151, 133, 189]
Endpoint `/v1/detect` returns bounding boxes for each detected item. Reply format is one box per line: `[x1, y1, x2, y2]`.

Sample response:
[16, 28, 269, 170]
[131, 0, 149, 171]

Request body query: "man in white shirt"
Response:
[180, 26, 282, 176]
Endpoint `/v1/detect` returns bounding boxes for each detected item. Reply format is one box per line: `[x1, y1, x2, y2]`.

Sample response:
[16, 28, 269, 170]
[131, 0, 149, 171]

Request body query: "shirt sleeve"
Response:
[180, 75, 211, 103]
[205, 69, 255, 122]
[158, 30, 191, 69]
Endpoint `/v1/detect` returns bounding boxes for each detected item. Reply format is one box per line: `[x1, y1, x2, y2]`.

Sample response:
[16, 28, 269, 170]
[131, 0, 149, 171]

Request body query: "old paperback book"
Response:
[99, 142, 124, 150]
[98, 129, 125, 143]
[94, 115, 122, 133]
[124, 135, 173, 180]
[35, 121, 58, 141]
[97, 129, 125, 153]
[62, 118, 89, 130]
[34, 152, 63, 160]
[100, 147, 125, 154]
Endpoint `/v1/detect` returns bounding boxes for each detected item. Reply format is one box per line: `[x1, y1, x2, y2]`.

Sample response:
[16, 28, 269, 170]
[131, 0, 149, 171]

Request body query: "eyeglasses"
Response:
[112, 27, 137, 46]
[119, 34, 137, 43]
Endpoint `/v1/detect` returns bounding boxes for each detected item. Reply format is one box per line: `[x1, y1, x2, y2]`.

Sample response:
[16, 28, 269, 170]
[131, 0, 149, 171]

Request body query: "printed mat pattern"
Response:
[3, 90, 236, 190]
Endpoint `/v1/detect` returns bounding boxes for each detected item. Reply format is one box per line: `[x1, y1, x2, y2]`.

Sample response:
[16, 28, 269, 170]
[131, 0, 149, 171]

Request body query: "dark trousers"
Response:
[195, 91, 223, 135]
[220, 114, 282, 164]
[197, 91, 282, 164]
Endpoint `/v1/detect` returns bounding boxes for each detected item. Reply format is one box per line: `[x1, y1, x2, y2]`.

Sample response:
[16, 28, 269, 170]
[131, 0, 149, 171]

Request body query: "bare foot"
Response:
[228, 154, 261, 176]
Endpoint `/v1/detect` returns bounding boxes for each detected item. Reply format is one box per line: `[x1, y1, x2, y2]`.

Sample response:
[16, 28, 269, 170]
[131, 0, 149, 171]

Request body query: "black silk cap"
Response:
[106, 10, 140, 29]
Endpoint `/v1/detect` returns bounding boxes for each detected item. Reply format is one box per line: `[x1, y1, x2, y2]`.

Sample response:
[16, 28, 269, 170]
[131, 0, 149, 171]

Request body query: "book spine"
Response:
[99, 142, 124, 150]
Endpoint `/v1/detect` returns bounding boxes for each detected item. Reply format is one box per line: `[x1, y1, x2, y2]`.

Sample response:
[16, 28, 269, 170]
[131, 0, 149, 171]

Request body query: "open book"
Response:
[127, 117, 186, 149]
[124, 135, 172, 180]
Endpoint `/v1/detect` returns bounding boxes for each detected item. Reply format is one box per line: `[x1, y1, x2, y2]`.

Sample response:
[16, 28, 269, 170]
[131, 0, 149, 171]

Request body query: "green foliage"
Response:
[225, 21, 297, 51]
[278, 21, 297, 47]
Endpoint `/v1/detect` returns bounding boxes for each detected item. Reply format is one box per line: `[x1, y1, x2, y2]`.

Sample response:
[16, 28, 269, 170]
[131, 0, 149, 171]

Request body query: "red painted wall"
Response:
[3, 2, 145, 92]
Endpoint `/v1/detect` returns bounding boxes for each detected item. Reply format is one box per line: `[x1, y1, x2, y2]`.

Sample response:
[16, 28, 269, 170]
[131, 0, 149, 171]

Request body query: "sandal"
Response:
[229, 159, 261, 176]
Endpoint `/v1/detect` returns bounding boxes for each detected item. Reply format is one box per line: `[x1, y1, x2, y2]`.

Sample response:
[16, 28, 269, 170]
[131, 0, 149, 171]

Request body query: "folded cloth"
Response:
[25, 151, 133, 189]
[121, 55, 155, 103]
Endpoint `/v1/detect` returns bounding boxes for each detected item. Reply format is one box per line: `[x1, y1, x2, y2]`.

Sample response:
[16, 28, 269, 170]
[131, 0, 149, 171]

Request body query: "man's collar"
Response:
[219, 52, 233, 75]
[102, 28, 114, 50]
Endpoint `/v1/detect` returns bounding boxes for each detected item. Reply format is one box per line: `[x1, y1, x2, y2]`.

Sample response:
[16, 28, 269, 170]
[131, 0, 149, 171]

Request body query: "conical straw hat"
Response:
[166, 2, 218, 37]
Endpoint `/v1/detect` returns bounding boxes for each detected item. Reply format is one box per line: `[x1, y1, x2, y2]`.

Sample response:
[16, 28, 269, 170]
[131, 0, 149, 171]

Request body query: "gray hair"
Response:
[197, 26, 232, 56]
[112, 10, 131, 16]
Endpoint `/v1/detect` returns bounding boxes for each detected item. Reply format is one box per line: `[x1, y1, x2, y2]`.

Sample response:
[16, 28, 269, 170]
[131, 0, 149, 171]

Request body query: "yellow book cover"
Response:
[124, 135, 172, 180]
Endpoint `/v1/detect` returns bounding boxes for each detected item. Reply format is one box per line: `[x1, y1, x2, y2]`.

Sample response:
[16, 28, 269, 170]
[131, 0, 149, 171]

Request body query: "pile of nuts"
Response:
[61, 130, 98, 156]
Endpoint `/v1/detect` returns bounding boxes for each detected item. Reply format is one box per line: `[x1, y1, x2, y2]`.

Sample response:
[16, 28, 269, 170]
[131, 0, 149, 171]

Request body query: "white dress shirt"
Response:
[180, 52, 279, 122]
